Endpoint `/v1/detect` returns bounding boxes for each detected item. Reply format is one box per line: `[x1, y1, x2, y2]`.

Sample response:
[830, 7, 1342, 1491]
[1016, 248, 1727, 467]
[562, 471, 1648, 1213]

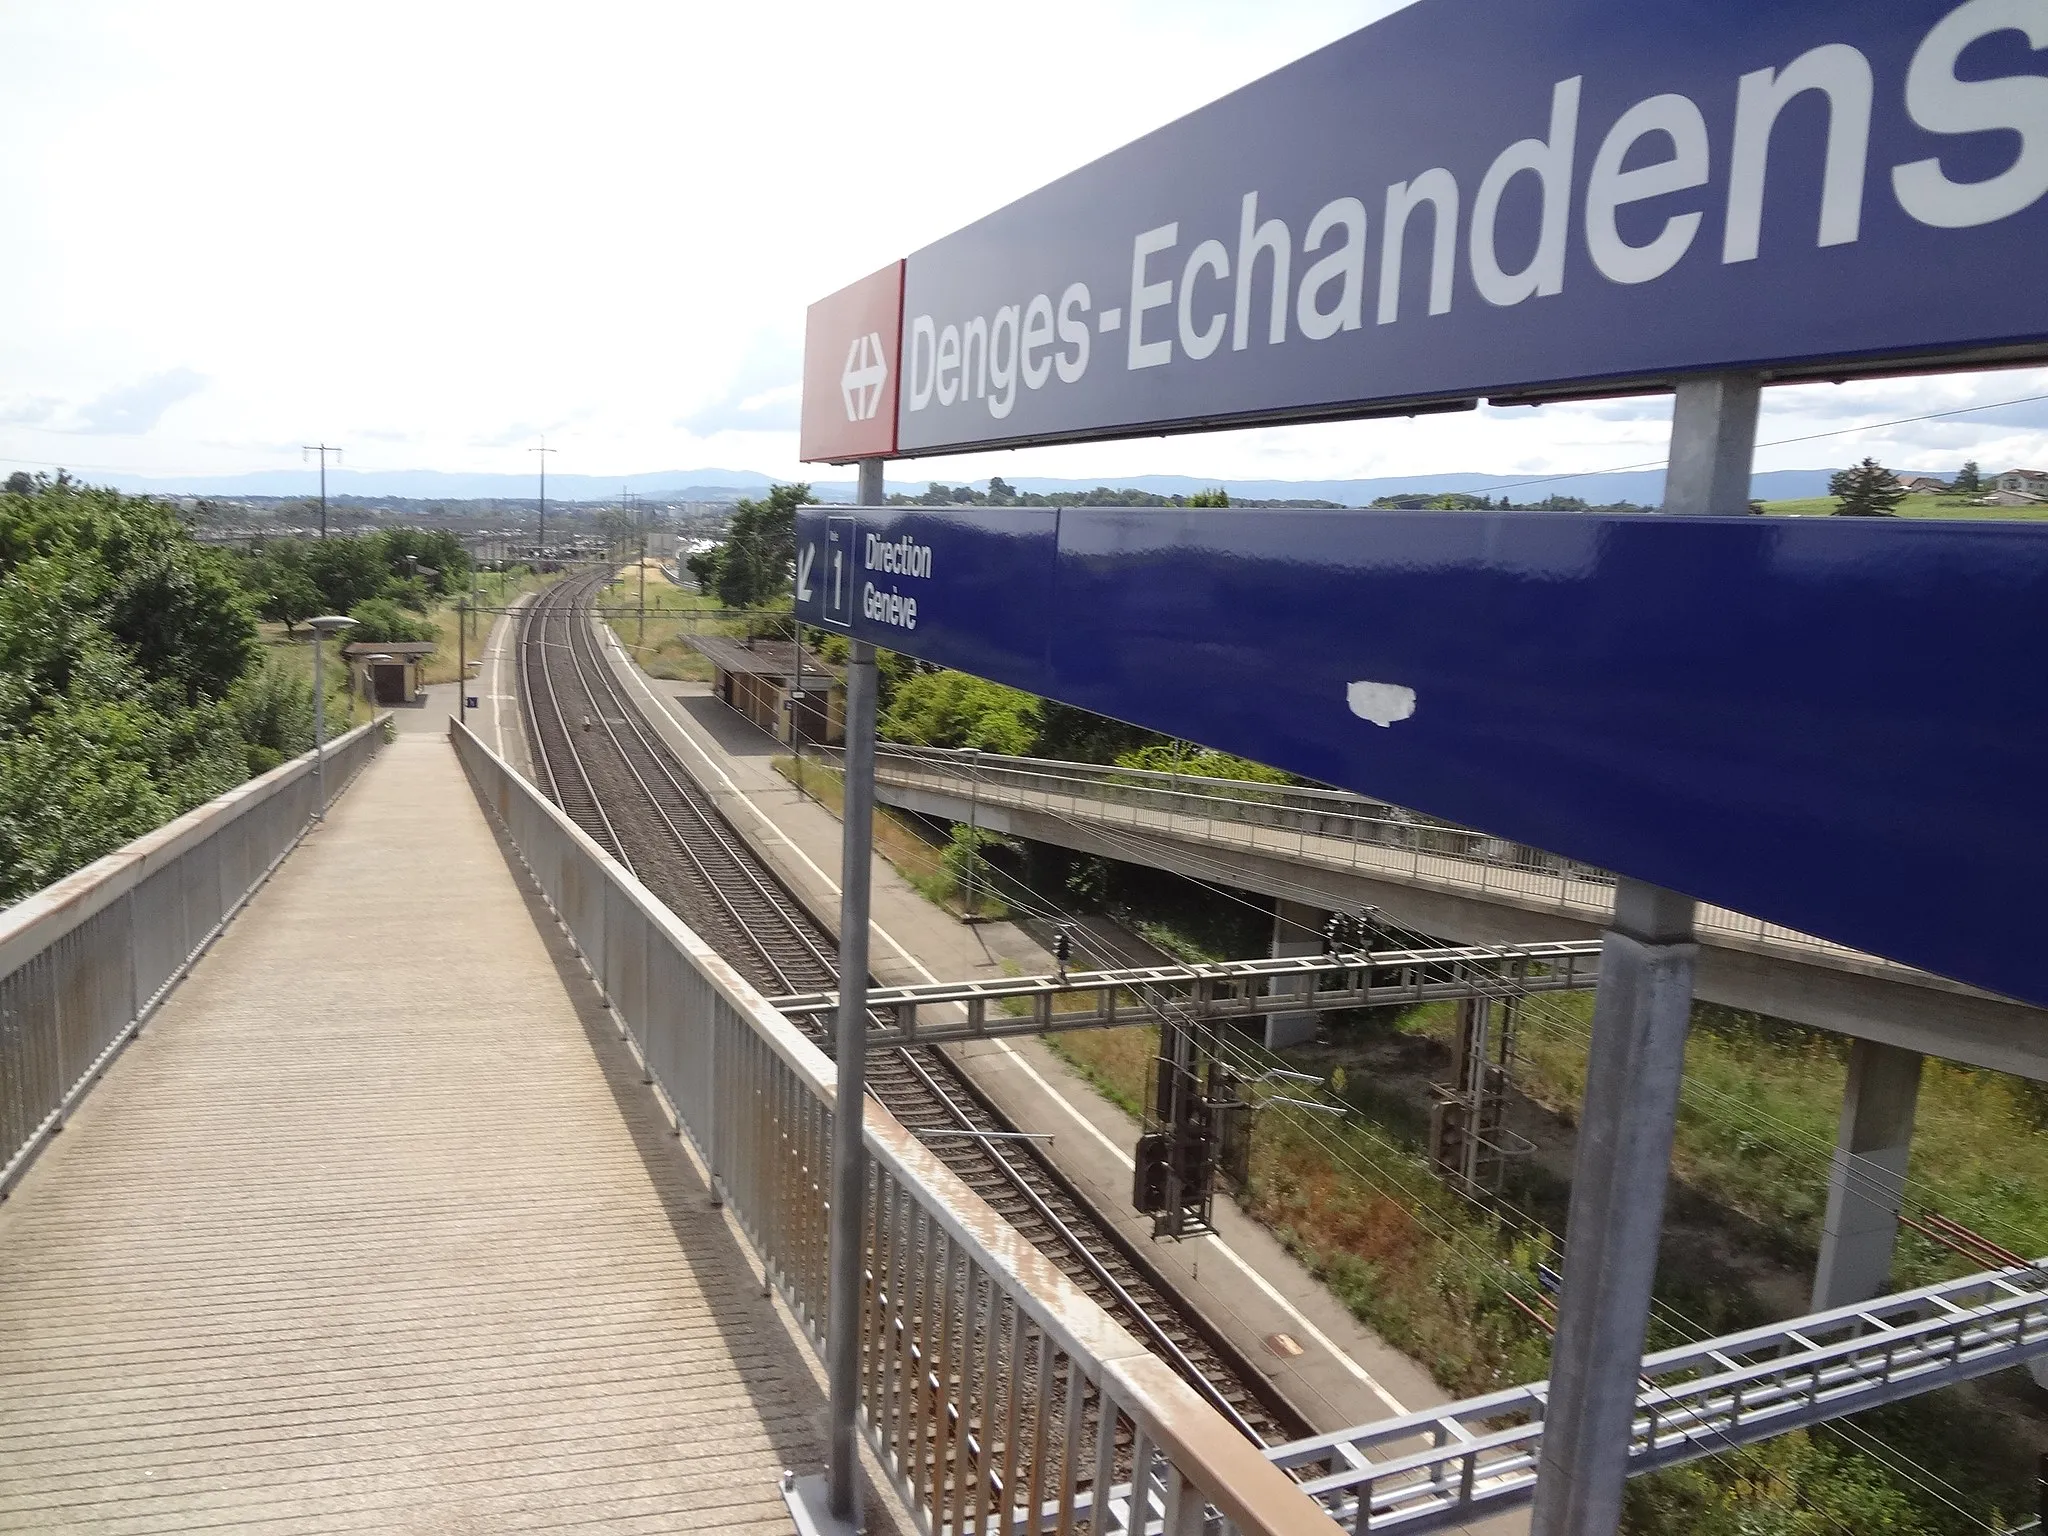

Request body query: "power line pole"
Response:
[302, 443, 341, 539]
[635, 489, 647, 650]
[529, 439, 556, 571]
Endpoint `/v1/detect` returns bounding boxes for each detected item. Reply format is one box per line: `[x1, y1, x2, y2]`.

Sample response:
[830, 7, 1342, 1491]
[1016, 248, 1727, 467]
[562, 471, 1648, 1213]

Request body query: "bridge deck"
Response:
[0, 730, 823, 1532]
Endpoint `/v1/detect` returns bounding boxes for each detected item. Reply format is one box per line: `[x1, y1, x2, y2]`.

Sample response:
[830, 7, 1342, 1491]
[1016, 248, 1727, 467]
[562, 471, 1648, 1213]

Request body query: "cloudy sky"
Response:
[2, 0, 2045, 491]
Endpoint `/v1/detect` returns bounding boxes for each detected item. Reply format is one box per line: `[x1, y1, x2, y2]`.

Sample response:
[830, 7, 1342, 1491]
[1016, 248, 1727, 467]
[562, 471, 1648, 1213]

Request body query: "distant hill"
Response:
[94, 465, 1841, 506]
[814, 469, 1839, 506]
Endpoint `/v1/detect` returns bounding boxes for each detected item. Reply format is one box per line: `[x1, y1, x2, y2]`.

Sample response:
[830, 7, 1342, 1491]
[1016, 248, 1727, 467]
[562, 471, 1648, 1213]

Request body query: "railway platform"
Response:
[0, 722, 844, 1531]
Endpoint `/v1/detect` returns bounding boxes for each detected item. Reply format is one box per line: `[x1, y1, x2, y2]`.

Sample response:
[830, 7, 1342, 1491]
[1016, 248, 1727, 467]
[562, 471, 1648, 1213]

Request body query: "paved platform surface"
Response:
[590, 618, 1527, 1536]
[0, 726, 825, 1532]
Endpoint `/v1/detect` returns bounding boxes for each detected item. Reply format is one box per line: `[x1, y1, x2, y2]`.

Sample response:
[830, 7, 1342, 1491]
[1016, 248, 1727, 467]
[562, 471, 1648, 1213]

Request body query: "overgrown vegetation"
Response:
[242, 524, 473, 634]
[1050, 993, 2042, 1533]
[689, 483, 811, 608]
[1, 476, 278, 900]
[0, 476, 499, 905]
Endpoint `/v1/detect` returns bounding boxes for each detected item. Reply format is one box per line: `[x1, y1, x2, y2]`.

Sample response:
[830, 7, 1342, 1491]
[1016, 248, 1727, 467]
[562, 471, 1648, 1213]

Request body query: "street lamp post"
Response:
[307, 615, 359, 820]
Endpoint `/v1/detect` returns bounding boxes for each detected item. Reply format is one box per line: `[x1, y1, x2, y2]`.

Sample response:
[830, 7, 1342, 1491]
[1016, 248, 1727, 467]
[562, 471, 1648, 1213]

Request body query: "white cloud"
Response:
[72, 368, 208, 435]
[0, 0, 2043, 489]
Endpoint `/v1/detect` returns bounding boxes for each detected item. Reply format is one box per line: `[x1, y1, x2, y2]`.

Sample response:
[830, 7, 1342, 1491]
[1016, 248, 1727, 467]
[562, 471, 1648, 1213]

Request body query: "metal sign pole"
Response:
[1529, 373, 1754, 1536]
[791, 562, 807, 800]
[964, 746, 979, 919]
[821, 457, 884, 1532]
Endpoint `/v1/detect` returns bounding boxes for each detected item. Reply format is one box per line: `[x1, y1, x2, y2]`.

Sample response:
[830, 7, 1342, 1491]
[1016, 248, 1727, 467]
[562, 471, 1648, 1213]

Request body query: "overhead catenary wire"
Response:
[1461, 387, 2048, 499]
[933, 747, 2045, 1257]
[930, 757, 2003, 1529]
[940, 853, 1894, 1536]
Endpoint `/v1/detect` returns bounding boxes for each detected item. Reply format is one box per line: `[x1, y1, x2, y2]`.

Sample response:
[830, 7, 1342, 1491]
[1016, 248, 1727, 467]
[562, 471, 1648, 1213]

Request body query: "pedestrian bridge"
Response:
[0, 718, 1320, 1534]
[851, 746, 2048, 1082]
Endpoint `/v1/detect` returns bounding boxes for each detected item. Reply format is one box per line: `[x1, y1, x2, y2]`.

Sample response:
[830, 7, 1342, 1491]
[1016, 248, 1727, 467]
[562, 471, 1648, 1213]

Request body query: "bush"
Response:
[228, 663, 314, 774]
[880, 669, 1039, 753]
[1115, 741, 1296, 784]
[345, 597, 435, 644]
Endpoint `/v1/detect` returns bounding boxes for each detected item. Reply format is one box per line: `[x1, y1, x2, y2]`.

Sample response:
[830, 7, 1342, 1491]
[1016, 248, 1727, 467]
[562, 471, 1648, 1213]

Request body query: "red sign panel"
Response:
[799, 260, 903, 463]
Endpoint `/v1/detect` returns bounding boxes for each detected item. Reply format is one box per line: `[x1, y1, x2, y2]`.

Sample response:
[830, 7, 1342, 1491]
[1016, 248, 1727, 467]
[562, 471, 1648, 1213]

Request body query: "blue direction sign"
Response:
[888, 0, 2048, 455]
[797, 506, 2048, 1009]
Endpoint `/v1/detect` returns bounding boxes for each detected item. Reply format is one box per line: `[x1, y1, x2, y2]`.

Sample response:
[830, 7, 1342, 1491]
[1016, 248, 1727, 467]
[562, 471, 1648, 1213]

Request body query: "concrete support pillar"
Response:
[1531, 879, 1697, 1536]
[1812, 1038, 1923, 1311]
[1265, 897, 1328, 1049]
[1663, 374, 1761, 516]
[1528, 370, 1757, 1536]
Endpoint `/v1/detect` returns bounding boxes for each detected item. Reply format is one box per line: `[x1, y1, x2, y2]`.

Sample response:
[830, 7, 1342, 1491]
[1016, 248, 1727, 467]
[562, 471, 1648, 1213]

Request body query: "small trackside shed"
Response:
[343, 641, 436, 706]
[689, 634, 845, 747]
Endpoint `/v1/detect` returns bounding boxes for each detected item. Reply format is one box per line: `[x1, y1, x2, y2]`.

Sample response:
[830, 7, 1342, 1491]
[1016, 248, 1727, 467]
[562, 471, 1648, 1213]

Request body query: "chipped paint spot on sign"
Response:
[1347, 679, 1416, 727]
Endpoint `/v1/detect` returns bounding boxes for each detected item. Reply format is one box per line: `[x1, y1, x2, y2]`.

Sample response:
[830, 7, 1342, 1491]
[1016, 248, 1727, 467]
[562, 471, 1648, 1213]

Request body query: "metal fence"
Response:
[452, 720, 1335, 1536]
[1, 718, 388, 1194]
[842, 745, 1903, 973]
[1266, 1258, 2048, 1533]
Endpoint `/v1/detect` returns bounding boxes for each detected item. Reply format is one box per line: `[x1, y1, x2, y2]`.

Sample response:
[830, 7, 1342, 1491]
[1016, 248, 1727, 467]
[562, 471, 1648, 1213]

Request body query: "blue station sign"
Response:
[796, 505, 2048, 1009]
[878, 0, 2048, 456]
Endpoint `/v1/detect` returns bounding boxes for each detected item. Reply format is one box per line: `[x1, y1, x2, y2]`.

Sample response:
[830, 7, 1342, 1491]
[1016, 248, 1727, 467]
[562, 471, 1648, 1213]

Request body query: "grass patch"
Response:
[1479, 993, 2048, 1280]
[769, 755, 1006, 919]
[1391, 991, 2048, 1528]
[599, 561, 736, 680]
[1045, 1009, 1556, 1395]
[1046, 979, 2042, 1528]
[422, 569, 552, 685]
[253, 625, 366, 728]
[1043, 1023, 1155, 1121]
[1759, 493, 2048, 521]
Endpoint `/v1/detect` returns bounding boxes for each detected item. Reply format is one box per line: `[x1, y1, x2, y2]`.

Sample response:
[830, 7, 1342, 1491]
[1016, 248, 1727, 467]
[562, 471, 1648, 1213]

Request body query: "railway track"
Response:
[516, 569, 1310, 1450]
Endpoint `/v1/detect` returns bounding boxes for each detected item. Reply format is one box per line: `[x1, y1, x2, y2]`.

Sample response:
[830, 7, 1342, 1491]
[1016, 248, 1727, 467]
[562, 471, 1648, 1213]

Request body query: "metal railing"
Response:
[844, 745, 1915, 976]
[1266, 1259, 2048, 1533]
[452, 720, 1338, 1536]
[768, 942, 1602, 1048]
[1, 717, 388, 1193]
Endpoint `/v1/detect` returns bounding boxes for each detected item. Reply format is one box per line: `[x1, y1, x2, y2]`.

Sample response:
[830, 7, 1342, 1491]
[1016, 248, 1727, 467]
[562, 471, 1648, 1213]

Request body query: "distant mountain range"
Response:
[87, 465, 1842, 506]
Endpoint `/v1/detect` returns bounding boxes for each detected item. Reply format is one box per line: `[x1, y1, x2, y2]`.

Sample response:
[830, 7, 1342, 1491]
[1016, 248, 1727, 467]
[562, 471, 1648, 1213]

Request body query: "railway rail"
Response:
[516, 570, 1311, 1452]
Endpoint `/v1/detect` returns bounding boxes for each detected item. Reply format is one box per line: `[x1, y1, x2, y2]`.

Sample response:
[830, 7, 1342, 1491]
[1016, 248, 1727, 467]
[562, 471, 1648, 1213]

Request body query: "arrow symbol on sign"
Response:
[796, 543, 816, 602]
[841, 332, 888, 422]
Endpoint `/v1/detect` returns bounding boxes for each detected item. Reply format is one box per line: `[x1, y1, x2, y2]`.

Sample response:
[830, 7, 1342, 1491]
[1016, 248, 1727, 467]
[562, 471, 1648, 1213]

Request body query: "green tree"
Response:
[0, 476, 290, 901]
[684, 549, 720, 595]
[1828, 458, 1906, 516]
[381, 527, 471, 595]
[303, 535, 390, 612]
[257, 568, 323, 634]
[1955, 460, 1981, 493]
[1186, 487, 1230, 507]
[4, 471, 32, 496]
[715, 482, 813, 608]
[105, 546, 258, 707]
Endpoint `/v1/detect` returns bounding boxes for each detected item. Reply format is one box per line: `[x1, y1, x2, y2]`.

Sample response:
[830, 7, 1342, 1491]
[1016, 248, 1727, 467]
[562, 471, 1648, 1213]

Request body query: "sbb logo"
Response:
[800, 260, 901, 462]
[841, 332, 889, 422]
